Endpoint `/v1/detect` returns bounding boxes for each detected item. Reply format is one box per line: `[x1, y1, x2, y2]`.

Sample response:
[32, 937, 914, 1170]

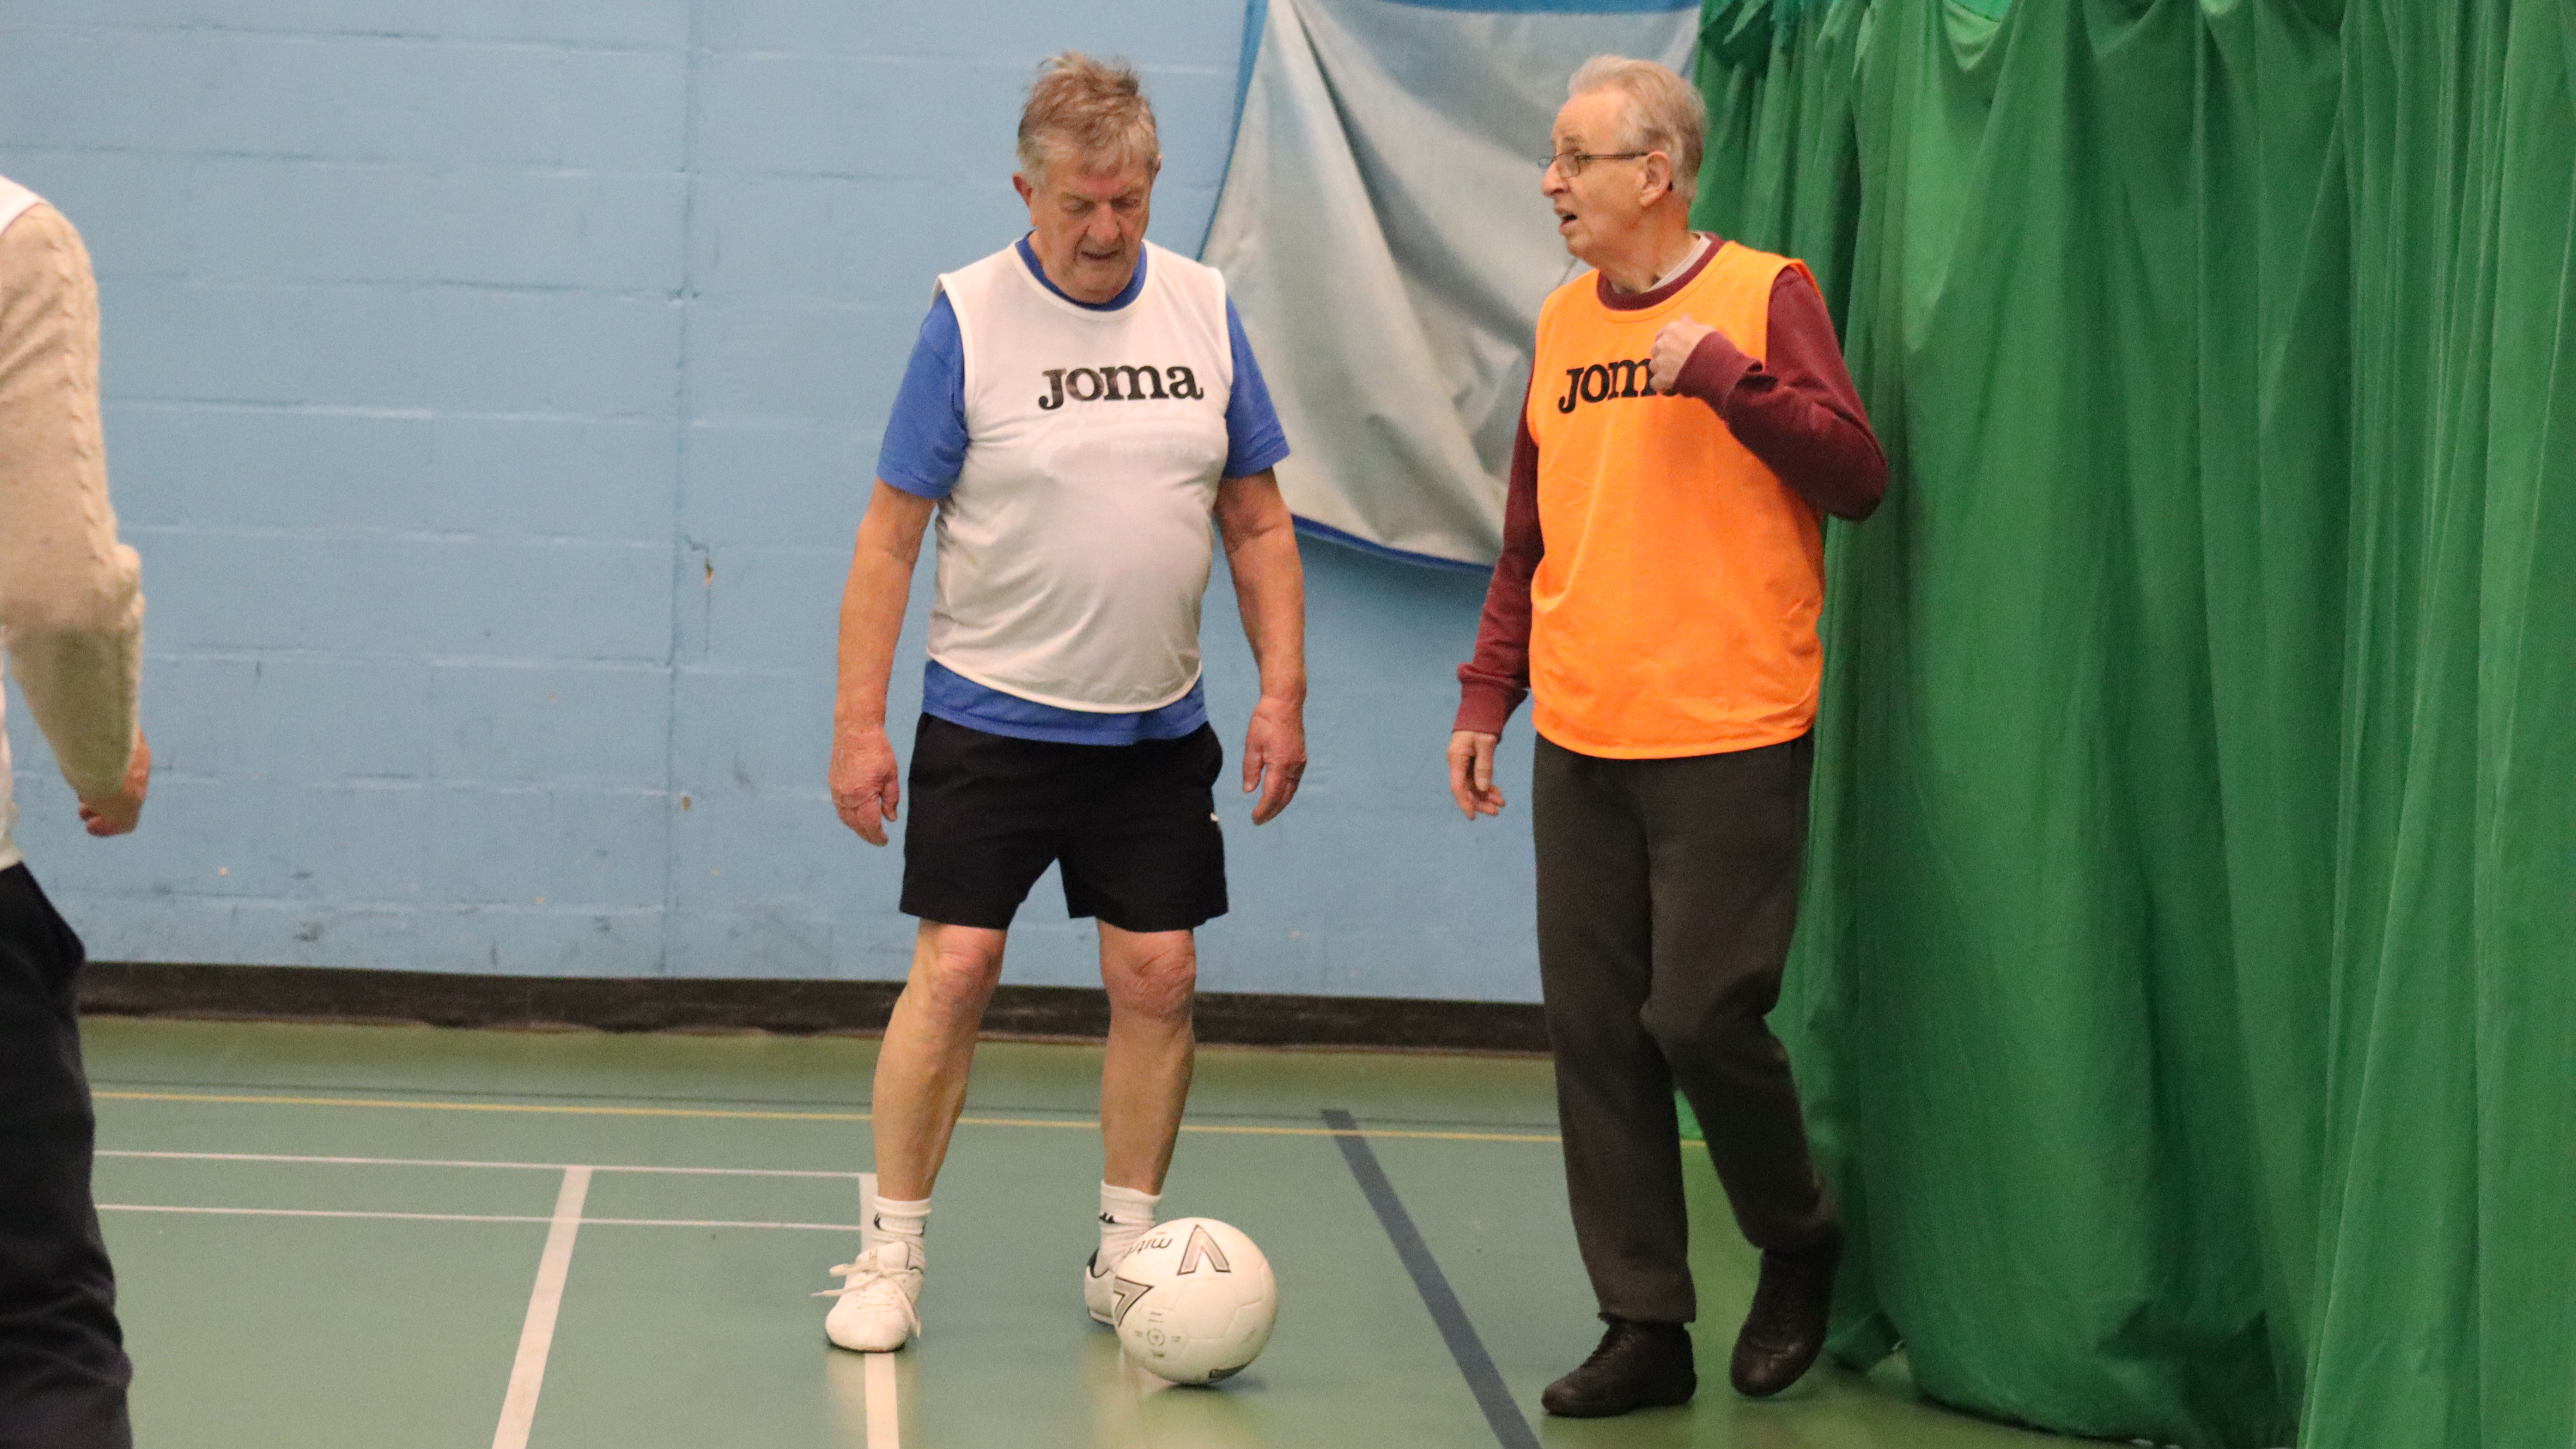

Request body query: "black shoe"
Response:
[1730, 1223, 1843, 1397]
[1540, 1318, 1696, 1418]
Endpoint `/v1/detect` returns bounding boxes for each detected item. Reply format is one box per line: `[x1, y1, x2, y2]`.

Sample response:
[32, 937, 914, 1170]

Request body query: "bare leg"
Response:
[870, 920, 1008, 1200]
[1097, 923, 1197, 1193]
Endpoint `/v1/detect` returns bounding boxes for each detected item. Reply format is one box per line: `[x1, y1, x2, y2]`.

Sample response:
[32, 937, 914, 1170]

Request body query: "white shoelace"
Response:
[814, 1248, 923, 1339]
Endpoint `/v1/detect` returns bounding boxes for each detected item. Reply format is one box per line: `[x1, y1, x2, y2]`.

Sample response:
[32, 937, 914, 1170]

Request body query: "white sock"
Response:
[1099, 1182, 1159, 1266]
[871, 1194, 930, 1259]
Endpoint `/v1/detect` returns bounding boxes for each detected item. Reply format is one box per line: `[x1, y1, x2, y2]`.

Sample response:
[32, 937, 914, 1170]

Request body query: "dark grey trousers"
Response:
[1533, 732, 1835, 1326]
[0, 865, 131, 1449]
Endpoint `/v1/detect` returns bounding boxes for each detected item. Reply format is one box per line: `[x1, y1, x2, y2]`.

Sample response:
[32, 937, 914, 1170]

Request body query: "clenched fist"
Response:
[1647, 315, 1721, 394]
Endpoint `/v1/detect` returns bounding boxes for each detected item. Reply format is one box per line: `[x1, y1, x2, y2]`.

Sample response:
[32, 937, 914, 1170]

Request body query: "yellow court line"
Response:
[94, 1089, 1563, 1146]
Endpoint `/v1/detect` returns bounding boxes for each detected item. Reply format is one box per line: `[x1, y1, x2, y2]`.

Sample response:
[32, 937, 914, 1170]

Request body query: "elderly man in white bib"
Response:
[820, 52, 1307, 1353]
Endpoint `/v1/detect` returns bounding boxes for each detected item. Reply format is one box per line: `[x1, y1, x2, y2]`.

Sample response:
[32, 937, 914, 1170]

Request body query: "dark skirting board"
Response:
[76, 962, 1549, 1054]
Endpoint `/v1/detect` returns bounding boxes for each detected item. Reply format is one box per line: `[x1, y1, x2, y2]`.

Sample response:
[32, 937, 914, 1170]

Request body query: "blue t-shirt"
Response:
[877, 239, 1291, 746]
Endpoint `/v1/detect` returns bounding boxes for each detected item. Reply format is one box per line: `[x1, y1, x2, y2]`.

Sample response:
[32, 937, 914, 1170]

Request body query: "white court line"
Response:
[856, 1172, 899, 1449]
[96, 1203, 860, 1232]
[107, 1153, 901, 1443]
[98, 1148, 863, 1180]
[104, 1204, 550, 1225]
[492, 1166, 590, 1449]
[867, 1352, 899, 1449]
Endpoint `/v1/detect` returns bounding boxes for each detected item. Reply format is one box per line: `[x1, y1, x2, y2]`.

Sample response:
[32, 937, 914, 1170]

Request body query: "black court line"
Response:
[1323, 1109, 1540, 1449]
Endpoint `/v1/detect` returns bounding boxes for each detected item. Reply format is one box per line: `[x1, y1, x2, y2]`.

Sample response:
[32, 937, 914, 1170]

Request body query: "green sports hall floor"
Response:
[82, 1017, 2087, 1449]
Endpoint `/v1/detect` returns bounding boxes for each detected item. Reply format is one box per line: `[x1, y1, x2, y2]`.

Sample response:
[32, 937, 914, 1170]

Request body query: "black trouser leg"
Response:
[1632, 735, 1832, 1255]
[1534, 740, 1694, 1324]
[0, 864, 131, 1449]
[1534, 735, 1832, 1327]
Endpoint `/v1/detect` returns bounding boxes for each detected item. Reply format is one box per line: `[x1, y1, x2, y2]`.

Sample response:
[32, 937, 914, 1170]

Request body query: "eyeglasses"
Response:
[1542, 150, 1654, 178]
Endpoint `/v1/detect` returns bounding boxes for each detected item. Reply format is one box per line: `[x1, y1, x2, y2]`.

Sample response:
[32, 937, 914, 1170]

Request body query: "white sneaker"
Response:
[819, 1239, 923, 1352]
[1083, 1246, 1121, 1325]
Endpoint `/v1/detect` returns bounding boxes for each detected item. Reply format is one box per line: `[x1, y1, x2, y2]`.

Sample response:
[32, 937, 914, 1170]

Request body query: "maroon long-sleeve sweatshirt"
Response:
[1455, 240, 1888, 737]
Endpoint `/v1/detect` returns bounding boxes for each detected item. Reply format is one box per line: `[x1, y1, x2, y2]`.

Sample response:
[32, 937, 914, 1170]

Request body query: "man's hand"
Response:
[1241, 696, 1306, 826]
[78, 731, 149, 838]
[1648, 315, 1721, 394]
[830, 726, 902, 846]
[1446, 730, 1504, 819]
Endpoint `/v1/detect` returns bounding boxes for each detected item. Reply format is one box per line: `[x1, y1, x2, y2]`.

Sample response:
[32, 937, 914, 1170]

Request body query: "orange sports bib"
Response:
[1525, 241, 1827, 758]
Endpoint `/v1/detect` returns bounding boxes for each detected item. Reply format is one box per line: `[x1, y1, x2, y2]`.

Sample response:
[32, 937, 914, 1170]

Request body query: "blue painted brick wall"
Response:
[0, 0, 1542, 1000]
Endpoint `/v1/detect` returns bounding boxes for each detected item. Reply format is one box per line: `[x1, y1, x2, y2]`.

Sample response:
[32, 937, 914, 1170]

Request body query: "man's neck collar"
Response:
[1595, 233, 1725, 312]
[1016, 235, 1146, 310]
[1598, 222, 1705, 295]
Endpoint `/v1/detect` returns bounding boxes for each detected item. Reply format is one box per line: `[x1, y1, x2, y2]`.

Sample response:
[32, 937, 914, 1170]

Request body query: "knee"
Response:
[1640, 999, 1772, 1069]
[1103, 939, 1196, 1026]
[913, 937, 1004, 1015]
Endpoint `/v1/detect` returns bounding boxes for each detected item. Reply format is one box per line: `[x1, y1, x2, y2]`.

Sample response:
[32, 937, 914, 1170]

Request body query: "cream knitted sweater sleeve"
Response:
[0, 201, 143, 813]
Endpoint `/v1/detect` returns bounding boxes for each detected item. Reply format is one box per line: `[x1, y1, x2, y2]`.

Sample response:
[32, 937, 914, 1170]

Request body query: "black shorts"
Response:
[899, 714, 1228, 933]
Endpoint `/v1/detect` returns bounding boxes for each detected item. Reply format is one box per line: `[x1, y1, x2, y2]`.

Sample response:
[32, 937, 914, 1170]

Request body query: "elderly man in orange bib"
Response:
[1447, 57, 1886, 1417]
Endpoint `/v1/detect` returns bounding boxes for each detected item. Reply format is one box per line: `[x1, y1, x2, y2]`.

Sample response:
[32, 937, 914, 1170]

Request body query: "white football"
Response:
[1110, 1217, 1278, 1385]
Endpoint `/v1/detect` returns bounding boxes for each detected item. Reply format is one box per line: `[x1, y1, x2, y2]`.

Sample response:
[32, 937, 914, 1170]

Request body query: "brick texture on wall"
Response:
[0, 0, 1543, 1000]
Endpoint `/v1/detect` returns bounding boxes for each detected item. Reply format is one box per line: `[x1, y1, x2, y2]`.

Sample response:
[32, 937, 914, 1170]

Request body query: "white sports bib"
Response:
[930, 240, 1235, 711]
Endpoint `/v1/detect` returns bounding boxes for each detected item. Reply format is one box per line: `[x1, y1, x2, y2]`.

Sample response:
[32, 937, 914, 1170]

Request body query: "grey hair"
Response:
[1567, 55, 1702, 201]
[1017, 52, 1161, 181]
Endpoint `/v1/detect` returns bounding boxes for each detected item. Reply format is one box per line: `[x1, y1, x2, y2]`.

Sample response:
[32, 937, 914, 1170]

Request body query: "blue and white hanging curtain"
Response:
[1202, 0, 1699, 569]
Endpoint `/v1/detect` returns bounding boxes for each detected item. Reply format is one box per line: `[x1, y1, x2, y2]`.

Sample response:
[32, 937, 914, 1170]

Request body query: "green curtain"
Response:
[1688, 0, 2576, 1445]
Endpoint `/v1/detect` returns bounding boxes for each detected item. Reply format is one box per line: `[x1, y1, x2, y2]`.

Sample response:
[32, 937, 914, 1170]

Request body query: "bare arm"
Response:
[829, 480, 937, 845]
[0, 204, 146, 835]
[1213, 468, 1306, 825]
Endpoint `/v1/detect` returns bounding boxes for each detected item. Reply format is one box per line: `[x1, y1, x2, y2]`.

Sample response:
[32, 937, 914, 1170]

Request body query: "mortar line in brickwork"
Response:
[141, 650, 680, 671]
[122, 525, 672, 547]
[49, 17, 690, 58]
[112, 399, 673, 423]
[148, 277, 682, 299]
[654, 0, 711, 978]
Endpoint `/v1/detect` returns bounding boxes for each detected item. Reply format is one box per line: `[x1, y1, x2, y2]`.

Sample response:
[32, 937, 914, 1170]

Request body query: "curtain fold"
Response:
[1691, 0, 2576, 1444]
[1202, 0, 1698, 566]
